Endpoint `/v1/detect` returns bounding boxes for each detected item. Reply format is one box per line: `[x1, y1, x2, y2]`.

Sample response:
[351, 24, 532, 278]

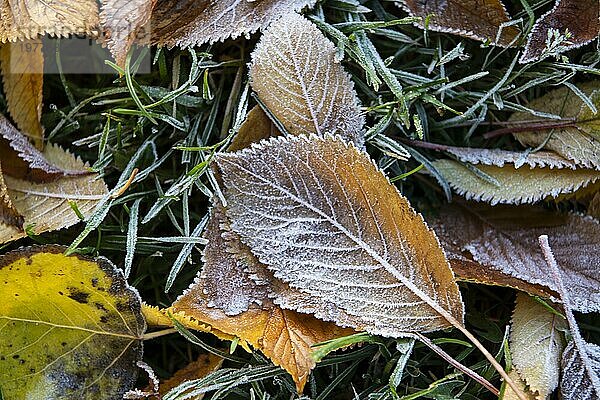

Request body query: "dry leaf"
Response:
[249, 13, 365, 146]
[397, 0, 520, 46]
[0, 1, 99, 42]
[0, 39, 44, 149]
[100, 0, 156, 67]
[0, 117, 107, 243]
[215, 134, 464, 337]
[510, 293, 566, 399]
[228, 106, 281, 152]
[172, 204, 353, 392]
[159, 354, 223, 398]
[429, 203, 600, 313]
[150, 0, 316, 48]
[509, 83, 600, 169]
[520, 0, 600, 63]
[431, 149, 600, 205]
[561, 340, 600, 399]
[0, 245, 145, 399]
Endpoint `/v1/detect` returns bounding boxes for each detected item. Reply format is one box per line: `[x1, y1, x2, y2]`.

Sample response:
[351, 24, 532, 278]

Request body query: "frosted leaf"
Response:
[431, 156, 600, 205]
[250, 13, 365, 147]
[520, 0, 600, 63]
[510, 292, 566, 398]
[100, 0, 155, 67]
[429, 204, 600, 313]
[444, 147, 579, 169]
[215, 134, 464, 337]
[510, 82, 600, 169]
[396, 0, 520, 46]
[561, 340, 600, 399]
[0, 163, 22, 228]
[228, 106, 281, 153]
[501, 369, 538, 400]
[150, 0, 317, 49]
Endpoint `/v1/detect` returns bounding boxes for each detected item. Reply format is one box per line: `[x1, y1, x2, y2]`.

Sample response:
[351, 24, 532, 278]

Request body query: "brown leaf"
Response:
[249, 13, 364, 146]
[215, 134, 464, 337]
[173, 204, 353, 392]
[100, 0, 156, 67]
[0, 39, 44, 149]
[429, 203, 600, 313]
[0, 163, 23, 228]
[0, 0, 99, 42]
[0, 114, 88, 182]
[150, 0, 317, 48]
[520, 0, 600, 63]
[399, 0, 520, 46]
[158, 354, 223, 397]
[228, 106, 281, 153]
[509, 83, 600, 169]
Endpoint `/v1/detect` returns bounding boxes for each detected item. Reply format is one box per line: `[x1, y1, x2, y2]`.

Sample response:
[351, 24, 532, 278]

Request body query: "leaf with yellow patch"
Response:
[0, 245, 145, 399]
[0, 1, 99, 42]
[0, 39, 44, 149]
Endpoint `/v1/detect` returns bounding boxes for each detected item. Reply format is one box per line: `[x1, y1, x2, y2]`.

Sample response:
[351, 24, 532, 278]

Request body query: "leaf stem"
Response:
[414, 332, 499, 396]
[482, 120, 576, 139]
[142, 328, 177, 340]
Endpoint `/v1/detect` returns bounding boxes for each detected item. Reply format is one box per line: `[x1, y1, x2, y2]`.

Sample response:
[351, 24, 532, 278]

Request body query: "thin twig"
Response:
[482, 120, 576, 139]
[415, 332, 499, 396]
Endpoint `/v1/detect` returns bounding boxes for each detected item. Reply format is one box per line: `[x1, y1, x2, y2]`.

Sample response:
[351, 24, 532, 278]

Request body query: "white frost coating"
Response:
[431, 206, 600, 313]
[561, 340, 600, 399]
[250, 13, 365, 147]
[216, 133, 464, 338]
[444, 147, 578, 169]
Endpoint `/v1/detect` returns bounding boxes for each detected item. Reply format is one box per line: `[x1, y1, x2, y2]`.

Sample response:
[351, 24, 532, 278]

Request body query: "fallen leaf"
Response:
[172, 204, 353, 392]
[509, 82, 600, 169]
[0, 142, 108, 244]
[150, 0, 317, 49]
[510, 293, 566, 399]
[0, 1, 99, 42]
[249, 13, 365, 146]
[429, 203, 600, 313]
[228, 106, 281, 153]
[215, 134, 464, 337]
[397, 0, 520, 46]
[0, 245, 145, 399]
[0, 39, 44, 149]
[561, 340, 600, 399]
[159, 354, 223, 398]
[0, 163, 22, 228]
[520, 0, 600, 63]
[501, 370, 538, 400]
[431, 149, 600, 205]
[100, 0, 156, 67]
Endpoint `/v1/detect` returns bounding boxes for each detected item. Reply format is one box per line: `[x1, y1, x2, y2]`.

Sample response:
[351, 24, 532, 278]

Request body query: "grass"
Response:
[2, 0, 599, 398]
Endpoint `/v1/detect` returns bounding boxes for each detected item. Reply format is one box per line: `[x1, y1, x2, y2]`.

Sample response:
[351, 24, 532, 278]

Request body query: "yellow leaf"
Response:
[0, 39, 44, 149]
[0, 1, 99, 42]
[500, 370, 538, 400]
[0, 245, 145, 399]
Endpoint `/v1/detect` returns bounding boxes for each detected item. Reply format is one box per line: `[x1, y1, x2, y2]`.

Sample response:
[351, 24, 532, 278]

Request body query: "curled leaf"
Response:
[216, 134, 464, 337]
[250, 13, 365, 146]
[0, 245, 145, 399]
